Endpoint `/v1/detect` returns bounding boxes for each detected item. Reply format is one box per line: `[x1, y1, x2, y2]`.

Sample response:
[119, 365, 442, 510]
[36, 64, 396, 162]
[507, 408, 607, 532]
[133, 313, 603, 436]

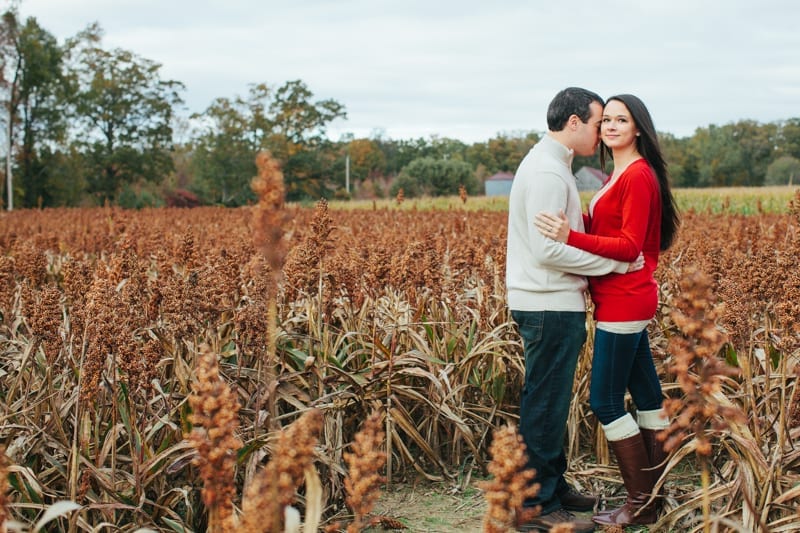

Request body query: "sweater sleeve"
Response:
[566, 166, 655, 262]
[528, 172, 630, 275]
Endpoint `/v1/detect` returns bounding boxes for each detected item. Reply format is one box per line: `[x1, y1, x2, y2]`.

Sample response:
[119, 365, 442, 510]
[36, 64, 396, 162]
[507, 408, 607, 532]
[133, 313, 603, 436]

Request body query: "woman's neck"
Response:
[611, 147, 642, 175]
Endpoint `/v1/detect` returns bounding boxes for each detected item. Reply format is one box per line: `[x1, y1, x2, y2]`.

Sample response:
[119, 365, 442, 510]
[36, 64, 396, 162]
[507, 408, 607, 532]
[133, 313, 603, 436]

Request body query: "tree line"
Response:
[2, 11, 800, 210]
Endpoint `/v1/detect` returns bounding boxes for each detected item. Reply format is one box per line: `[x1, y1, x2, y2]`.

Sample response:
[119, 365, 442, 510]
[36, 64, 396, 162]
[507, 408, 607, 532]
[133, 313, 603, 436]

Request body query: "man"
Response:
[506, 87, 641, 532]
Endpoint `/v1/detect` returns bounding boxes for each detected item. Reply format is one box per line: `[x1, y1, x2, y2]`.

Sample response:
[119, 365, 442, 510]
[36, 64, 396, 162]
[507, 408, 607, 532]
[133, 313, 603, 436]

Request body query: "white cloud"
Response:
[12, 0, 800, 142]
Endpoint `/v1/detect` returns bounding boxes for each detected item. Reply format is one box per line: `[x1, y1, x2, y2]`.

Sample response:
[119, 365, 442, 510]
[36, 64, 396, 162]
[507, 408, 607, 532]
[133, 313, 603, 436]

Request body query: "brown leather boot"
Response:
[592, 432, 658, 527]
[641, 427, 668, 510]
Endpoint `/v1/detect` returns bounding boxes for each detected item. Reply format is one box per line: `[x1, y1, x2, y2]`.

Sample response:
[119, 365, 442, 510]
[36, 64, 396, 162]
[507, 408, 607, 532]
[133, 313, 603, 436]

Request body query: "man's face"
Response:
[573, 102, 603, 157]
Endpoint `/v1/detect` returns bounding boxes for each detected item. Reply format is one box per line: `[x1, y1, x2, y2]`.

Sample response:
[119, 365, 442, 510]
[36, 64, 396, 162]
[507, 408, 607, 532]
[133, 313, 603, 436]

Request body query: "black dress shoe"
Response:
[558, 487, 598, 512]
[517, 508, 595, 532]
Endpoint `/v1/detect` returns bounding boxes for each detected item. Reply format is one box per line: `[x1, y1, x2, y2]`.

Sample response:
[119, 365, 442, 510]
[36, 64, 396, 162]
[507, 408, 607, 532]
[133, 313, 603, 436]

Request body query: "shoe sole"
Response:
[517, 521, 595, 532]
[562, 504, 596, 512]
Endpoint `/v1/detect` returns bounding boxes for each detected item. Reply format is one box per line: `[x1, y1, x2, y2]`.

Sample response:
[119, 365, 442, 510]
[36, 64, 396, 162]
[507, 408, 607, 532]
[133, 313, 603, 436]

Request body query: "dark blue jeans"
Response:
[589, 328, 663, 425]
[512, 310, 588, 514]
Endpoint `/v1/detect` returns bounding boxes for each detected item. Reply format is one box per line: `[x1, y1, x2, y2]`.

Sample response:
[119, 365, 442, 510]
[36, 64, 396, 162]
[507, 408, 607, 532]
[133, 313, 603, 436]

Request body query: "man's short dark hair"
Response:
[546, 87, 604, 132]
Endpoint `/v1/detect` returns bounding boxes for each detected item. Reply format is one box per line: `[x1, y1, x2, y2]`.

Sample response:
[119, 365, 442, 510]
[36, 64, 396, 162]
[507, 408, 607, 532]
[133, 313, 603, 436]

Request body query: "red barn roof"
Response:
[486, 171, 514, 181]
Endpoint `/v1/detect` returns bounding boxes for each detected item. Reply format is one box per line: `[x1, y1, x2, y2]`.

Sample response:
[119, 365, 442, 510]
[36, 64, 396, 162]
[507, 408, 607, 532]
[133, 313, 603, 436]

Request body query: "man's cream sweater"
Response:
[506, 134, 628, 312]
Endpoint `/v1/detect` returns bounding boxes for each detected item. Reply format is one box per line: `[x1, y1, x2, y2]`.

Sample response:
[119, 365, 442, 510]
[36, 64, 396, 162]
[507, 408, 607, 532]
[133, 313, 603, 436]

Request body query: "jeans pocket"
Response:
[512, 310, 544, 344]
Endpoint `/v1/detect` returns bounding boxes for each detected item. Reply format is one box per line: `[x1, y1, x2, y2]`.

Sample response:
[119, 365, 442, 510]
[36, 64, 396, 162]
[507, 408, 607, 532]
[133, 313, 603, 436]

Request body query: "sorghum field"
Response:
[1, 157, 799, 532]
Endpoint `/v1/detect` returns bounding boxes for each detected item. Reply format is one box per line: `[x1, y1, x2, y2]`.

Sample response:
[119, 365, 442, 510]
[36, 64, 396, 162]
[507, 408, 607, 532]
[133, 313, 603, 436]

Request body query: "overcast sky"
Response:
[11, 0, 800, 143]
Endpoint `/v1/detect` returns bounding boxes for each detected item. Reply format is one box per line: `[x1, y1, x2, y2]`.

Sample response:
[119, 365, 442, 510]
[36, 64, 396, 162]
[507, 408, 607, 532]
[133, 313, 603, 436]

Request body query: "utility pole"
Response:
[3, 8, 19, 211]
[5, 116, 12, 211]
[345, 153, 350, 195]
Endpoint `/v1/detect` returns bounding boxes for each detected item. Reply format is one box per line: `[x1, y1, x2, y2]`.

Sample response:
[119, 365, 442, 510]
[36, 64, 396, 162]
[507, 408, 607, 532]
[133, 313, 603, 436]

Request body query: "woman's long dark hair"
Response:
[599, 94, 680, 250]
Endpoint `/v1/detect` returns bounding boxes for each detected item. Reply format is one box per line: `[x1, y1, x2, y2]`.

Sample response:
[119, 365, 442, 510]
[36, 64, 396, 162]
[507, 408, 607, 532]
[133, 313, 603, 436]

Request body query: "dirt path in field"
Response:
[364, 480, 602, 533]
[366, 480, 486, 532]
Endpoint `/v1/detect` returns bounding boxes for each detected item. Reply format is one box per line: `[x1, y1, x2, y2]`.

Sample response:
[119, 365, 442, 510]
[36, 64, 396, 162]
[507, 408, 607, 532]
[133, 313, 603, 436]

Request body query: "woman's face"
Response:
[601, 100, 639, 151]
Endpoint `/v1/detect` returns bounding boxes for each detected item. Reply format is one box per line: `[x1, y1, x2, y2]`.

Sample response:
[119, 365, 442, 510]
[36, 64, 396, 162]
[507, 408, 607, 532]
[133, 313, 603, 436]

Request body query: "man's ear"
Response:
[568, 114, 580, 130]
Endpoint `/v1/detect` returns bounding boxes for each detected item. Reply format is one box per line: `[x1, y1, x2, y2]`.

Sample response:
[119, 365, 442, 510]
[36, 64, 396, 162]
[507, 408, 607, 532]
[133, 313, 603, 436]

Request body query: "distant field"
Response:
[325, 185, 799, 214]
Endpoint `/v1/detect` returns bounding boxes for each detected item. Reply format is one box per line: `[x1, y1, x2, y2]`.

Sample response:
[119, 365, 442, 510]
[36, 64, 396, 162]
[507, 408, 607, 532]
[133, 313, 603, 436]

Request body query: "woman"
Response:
[534, 93, 680, 527]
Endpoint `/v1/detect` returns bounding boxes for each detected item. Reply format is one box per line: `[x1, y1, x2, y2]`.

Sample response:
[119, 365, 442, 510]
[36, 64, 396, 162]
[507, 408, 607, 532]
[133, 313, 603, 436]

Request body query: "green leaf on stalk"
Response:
[285, 347, 310, 369]
[180, 401, 193, 435]
[725, 344, 739, 366]
[237, 438, 266, 464]
[162, 517, 188, 533]
[769, 344, 781, 370]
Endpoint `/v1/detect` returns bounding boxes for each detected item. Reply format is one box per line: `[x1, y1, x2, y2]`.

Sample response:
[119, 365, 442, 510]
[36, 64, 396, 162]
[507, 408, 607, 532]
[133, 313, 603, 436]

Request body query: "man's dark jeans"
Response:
[511, 310, 587, 514]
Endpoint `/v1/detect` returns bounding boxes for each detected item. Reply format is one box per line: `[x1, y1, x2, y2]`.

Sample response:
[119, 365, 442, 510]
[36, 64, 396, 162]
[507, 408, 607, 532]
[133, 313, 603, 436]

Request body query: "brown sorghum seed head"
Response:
[24, 284, 63, 364]
[663, 267, 746, 456]
[240, 409, 323, 533]
[187, 343, 242, 533]
[478, 424, 540, 532]
[0, 446, 9, 528]
[251, 151, 290, 290]
[344, 410, 387, 533]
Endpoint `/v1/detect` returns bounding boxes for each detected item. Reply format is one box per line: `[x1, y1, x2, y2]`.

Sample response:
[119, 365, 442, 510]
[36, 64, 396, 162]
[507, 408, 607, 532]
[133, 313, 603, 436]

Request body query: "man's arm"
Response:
[525, 172, 630, 275]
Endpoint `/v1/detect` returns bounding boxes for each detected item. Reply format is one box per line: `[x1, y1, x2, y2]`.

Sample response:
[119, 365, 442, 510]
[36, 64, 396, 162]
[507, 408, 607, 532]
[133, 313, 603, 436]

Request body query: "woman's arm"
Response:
[535, 167, 656, 262]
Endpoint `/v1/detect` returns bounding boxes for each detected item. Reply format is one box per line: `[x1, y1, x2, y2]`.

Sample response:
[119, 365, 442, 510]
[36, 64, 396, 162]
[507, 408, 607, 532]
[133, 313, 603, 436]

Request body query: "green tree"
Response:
[376, 136, 432, 177]
[426, 136, 468, 161]
[190, 96, 257, 205]
[660, 132, 699, 187]
[14, 17, 69, 207]
[688, 121, 777, 187]
[389, 157, 478, 198]
[346, 138, 386, 183]
[690, 125, 746, 187]
[37, 145, 87, 206]
[269, 80, 345, 147]
[267, 80, 346, 201]
[189, 80, 345, 204]
[765, 155, 800, 186]
[335, 137, 387, 198]
[731, 120, 777, 186]
[465, 132, 539, 175]
[67, 24, 184, 203]
[685, 127, 713, 187]
[777, 118, 800, 159]
[282, 141, 340, 201]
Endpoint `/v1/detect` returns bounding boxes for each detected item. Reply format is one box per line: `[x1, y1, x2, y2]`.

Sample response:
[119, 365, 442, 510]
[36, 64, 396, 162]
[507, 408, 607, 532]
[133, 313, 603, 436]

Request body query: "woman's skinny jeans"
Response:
[589, 327, 663, 426]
